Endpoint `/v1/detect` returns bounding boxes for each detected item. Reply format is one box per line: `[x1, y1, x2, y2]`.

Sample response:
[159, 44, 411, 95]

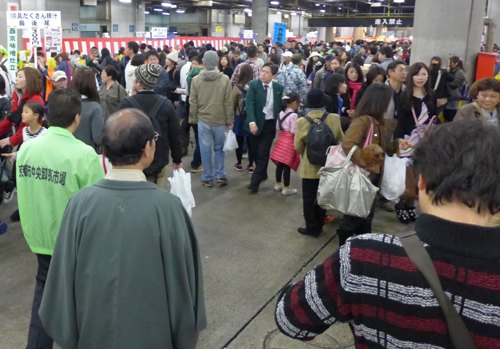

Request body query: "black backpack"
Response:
[303, 111, 337, 165]
[124, 96, 169, 176]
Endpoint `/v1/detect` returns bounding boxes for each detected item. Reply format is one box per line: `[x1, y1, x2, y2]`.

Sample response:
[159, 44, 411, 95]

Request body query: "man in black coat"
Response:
[116, 63, 182, 188]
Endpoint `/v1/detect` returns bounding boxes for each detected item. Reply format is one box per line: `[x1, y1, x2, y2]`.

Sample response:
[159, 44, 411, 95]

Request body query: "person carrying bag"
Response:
[335, 84, 411, 246]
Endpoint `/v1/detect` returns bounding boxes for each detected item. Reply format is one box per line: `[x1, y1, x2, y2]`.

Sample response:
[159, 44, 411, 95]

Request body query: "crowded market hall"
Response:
[2, 0, 500, 348]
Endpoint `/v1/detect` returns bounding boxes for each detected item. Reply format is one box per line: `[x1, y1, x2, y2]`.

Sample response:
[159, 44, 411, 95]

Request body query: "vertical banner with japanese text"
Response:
[7, 27, 17, 73]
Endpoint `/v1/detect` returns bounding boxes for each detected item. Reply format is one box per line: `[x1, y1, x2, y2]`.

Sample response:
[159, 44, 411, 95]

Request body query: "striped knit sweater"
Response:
[275, 214, 500, 348]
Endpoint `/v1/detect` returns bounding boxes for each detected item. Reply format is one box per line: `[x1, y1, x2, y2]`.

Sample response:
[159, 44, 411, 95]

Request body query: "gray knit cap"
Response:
[135, 63, 161, 89]
[203, 51, 218, 70]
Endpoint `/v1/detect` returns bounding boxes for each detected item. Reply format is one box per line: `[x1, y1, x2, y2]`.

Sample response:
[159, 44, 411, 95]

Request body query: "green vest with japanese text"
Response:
[17, 127, 104, 255]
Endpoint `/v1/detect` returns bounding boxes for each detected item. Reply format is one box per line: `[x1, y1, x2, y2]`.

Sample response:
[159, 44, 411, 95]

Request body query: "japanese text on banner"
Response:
[7, 27, 17, 73]
[273, 23, 287, 45]
[6, 11, 61, 29]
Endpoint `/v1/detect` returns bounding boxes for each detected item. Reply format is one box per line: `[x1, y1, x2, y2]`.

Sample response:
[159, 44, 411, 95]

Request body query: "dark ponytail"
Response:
[282, 91, 301, 110]
[24, 101, 48, 128]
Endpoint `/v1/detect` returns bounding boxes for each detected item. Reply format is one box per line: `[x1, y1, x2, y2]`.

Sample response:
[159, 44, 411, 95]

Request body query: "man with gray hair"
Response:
[116, 62, 183, 188]
[40, 108, 206, 349]
[190, 50, 233, 187]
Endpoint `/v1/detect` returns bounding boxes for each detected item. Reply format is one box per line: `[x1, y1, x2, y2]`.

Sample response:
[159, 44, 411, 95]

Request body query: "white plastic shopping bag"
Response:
[379, 154, 407, 201]
[168, 169, 196, 216]
[223, 130, 238, 152]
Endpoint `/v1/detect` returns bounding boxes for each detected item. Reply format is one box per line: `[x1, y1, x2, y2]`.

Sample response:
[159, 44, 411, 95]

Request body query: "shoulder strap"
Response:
[398, 232, 477, 349]
[303, 114, 314, 125]
[363, 116, 374, 149]
[434, 70, 442, 91]
[320, 111, 329, 122]
[124, 96, 142, 111]
[150, 97, 166, 119]
[279, 111, 295, 131]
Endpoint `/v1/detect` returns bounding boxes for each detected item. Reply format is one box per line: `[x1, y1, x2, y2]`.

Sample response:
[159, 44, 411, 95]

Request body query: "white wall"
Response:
[46, 0, 81, 39]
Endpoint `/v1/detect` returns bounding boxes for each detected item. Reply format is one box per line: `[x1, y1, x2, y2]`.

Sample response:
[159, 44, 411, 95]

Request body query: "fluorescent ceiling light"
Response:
[176, 9, 185, 13]
[119, 0, 131, 3]
[393, 0, 404, 2]
[144, 11, 149, 14]
[270, 1, 279, 4]
[370, 2, 382, 6]
[154, 8, 163, 11]
[244, 8, 252, 12]
[315, 3, 320, 6]
[170, 4, 177, 8]
[276, 11, 282, 14]
[162, 12, 170, 15]
[291, 12, 297, 15]
[320, 9, 325, 12]
[338, 7, 341, 9]
[161, 2, 171, 6]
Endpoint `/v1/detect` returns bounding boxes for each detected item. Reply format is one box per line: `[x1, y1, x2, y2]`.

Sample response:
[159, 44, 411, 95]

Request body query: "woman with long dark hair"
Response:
[99, 48, 114, 69]
[323, 73, 349, 118]
[231, 64, 254, 172]
[340, 51, 352, 67]
[429, 56, 454, 117]
[69, 67, 104, 153]
[443, 56, 466, 122]
[219, 55, 234, 80]
[354, 65, 386, 107]
[395, 62, 435, 224]
[337, 84, 412, 245]
[344, 62, 364, 111]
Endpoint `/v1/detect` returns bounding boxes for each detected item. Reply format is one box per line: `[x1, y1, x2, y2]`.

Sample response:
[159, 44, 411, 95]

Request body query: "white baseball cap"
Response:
[283, 51, 293, 58]
[52, 71, 67, 82]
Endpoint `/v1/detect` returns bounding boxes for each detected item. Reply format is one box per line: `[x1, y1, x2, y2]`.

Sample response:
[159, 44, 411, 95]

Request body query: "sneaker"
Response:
[242, 153, 249, 159]
[396, 209, 410, 224]
[247, 166, 254, 174]
[282, 188, 297, 196]
[274, 183, 284, 191]
[201, 179, 213, 187]
[191, 165, 203, 173]
[4, 188, 16, 204]
[324, 214, 335, 223]
[216, 177, 228, 186]
[234, 163, 243, 171]
[407, 208, 417, 222]
[382, 201, 394, 212]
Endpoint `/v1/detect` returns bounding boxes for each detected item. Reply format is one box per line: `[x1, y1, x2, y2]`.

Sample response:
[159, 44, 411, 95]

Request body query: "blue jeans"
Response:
[198, 120, 226, 181]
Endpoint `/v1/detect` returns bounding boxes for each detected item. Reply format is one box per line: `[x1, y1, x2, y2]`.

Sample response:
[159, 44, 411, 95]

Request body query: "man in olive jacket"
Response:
[245, 62, 284, 192]
[190, 51, 233, 187]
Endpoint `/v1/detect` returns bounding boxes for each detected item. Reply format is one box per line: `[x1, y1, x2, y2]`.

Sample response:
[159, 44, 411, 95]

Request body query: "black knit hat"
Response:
[307, 89, 325, 108]
[135, 63, 161, 89]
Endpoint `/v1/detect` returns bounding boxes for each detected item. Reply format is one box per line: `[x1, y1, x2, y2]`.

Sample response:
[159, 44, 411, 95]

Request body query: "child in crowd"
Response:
[4, 102, 48, 161]
[270, 92, 301, 196]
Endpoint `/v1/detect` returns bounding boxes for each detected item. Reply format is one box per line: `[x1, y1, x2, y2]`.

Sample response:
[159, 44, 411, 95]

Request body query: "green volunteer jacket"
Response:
[244, 79, 283, 136]
[17, 127, 104, 255]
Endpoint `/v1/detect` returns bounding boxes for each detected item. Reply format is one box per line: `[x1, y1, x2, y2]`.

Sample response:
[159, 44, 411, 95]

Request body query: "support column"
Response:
[375, 26, 384, 37]
[325, 27, 335, 42]
[353, 27, 364, 42]
[411, 0, 487, 83]
[111, 0, 144, 37]
[252, 0, 268, 44]
[487, 0, 500, 48]
[340, 27, 353, 39]
[317, 27, 326, 43]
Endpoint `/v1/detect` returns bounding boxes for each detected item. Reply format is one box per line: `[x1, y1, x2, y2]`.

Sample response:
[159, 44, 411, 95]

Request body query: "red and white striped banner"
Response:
[23, 36, 253, 55]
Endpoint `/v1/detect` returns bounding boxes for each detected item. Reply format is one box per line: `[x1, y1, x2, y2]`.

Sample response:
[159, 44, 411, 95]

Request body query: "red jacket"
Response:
[0, 91, 44, 146]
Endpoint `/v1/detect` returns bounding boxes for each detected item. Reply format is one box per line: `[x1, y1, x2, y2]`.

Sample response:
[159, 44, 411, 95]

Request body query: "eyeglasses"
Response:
[153, 132, 159, 142]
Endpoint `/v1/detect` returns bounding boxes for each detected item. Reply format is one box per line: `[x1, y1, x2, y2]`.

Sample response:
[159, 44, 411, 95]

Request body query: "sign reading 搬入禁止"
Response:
[7, 11, 61, 29]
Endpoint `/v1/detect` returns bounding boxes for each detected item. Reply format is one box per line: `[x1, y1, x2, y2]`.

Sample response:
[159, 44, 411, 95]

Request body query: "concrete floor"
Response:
[0, 142, 416, 349]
